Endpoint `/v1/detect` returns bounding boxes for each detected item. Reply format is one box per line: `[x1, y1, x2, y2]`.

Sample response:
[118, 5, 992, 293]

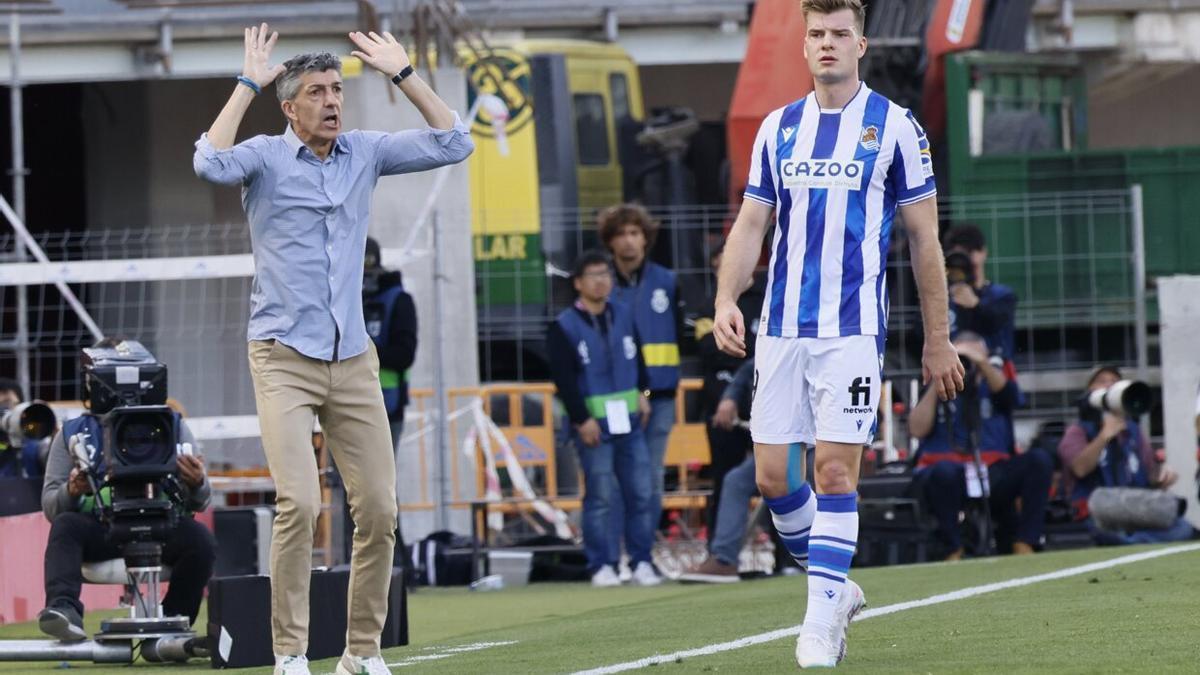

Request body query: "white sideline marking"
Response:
[385, 640, 518, 668]
[573, 543, 1200, 674]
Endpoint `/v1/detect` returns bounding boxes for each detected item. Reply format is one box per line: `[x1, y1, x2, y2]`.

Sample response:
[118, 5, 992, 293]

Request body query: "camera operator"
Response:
[0, 378, 49, 479]
[36, 342, 215, 642]
[1057, 365, 1194, 545]
[944, 224, 1017, 360]
[909, 332, 1052, 559]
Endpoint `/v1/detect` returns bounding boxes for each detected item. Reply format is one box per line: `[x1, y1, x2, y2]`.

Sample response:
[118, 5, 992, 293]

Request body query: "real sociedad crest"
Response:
[651, 288, 669, 314]
[860, 125, 880, 152]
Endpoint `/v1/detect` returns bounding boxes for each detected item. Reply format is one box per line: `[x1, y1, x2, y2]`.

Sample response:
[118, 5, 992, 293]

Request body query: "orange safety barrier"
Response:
[664, 378, 711, 493]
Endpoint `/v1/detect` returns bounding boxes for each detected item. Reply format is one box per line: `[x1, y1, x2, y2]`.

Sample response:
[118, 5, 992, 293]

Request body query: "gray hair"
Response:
[275, 52, 342, 103]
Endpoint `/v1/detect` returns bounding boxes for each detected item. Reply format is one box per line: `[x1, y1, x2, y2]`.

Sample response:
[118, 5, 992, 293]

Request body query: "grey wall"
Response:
[1157, 276, 1200, 528]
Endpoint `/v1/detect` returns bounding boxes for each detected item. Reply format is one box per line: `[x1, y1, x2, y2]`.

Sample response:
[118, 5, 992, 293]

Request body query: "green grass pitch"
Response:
[1, 543, 1197, 673]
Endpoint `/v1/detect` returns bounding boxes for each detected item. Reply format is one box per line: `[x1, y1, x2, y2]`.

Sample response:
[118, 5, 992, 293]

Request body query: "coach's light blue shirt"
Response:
[193, 116, 473, 361]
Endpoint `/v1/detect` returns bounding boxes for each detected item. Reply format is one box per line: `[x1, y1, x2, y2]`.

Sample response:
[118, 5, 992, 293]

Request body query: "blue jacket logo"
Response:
[651, 288, 669, 314]
[577, 341, 590, 365]
[623, 336, 637, 360]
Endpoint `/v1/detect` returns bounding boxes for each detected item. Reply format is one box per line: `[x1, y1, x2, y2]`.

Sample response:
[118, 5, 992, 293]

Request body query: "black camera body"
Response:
[945, 250, 975, 287]
[80, 341, 180, 546]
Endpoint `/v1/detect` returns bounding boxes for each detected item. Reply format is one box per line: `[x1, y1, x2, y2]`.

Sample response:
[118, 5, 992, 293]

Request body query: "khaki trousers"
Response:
[247, 339, 397, 657]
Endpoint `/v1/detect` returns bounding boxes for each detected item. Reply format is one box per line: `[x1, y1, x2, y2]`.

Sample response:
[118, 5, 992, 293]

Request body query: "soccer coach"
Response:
[194, 24, 473, 675]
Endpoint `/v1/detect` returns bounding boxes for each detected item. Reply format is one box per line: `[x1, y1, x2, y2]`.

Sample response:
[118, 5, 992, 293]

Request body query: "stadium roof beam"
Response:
[0, 1, 749, 46]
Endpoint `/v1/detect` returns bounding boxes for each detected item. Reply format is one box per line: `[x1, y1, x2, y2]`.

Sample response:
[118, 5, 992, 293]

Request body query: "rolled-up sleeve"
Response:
[372, 112, 475, 176]
[193, 133, 268, 186]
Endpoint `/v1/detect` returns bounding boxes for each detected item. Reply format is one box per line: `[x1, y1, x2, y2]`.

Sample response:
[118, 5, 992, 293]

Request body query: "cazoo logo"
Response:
[781, 159, 865, 190]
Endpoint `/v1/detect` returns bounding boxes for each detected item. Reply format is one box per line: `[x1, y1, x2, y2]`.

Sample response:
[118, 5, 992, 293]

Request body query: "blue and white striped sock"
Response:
[764, 483, 816, 569]
[805, 492, 859, 632]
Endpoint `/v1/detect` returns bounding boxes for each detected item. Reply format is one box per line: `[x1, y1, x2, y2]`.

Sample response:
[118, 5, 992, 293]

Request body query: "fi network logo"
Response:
[843, 376, 873, 414]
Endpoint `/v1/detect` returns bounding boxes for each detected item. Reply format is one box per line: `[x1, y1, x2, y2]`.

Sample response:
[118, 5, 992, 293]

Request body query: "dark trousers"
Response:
[704, 424, 752, 542]
[922, 448, 1054, 552]
[44, 511, 216, 624]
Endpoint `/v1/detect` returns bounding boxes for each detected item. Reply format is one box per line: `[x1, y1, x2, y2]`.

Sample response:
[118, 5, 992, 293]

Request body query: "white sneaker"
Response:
[833, 579, 867, 661]
[794, 579, 867, 668]
[336, 651, 391, 675]
[795, 630, 839, 669]
[591, 566, 621, 588]
[617, 559, 632, 583]
[630, 561, 662, 587]
[274, 654, 311, 675]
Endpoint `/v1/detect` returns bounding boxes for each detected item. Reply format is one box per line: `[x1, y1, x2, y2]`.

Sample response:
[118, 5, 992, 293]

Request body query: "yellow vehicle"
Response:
[463, 40, 645, 378]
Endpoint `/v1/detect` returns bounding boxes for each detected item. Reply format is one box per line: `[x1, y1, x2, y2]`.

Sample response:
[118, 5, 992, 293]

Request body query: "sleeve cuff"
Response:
[897, 188, 937, 206]
[743, 191, 775, 207]
[194, 133, 223, 160]
[429, 112, 470, 141]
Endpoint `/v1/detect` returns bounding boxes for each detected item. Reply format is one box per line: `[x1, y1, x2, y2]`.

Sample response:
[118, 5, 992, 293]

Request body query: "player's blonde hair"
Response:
[801, 0, 867, 34]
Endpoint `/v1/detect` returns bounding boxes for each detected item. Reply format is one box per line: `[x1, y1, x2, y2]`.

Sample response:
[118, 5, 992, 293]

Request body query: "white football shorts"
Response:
[749, 334, 883, 446]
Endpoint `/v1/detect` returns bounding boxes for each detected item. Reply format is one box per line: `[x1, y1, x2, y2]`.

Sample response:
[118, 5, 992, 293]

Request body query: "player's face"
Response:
[609, 224, 647, 264]
[574, 264, 613, 302]
[803, 9, 867, 85]
[283, 69, 344, 145]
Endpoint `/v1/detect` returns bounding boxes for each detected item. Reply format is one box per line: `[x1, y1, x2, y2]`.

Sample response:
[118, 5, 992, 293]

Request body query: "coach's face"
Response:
[803, 9, 867, 85]
[282, 69, 344, 145]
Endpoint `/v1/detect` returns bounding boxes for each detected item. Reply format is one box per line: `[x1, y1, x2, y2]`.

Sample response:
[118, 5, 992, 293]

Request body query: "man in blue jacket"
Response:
[599, 203, 680, 551]
[909, 332, 1052, 559]
[547, 250, 661, 588]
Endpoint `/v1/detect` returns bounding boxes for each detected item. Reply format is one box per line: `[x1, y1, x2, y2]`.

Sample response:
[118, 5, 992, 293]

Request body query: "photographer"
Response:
[0, 378, 49, 479]
[36, 342, 215, 642]
[1057, 366, 1194, 545]
[909, 332, 1052, 559]
[944, 224, 1017, 359]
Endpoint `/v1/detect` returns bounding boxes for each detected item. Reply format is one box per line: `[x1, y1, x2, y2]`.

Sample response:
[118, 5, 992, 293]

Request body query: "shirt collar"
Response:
[282, 124, 350, 159]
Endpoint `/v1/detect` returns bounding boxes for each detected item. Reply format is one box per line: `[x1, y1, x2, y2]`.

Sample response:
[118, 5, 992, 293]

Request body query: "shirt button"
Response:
[329, 275, 335, 281]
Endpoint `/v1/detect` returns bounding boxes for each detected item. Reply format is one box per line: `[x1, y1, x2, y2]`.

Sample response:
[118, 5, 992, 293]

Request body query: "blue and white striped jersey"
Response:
[744, 84, 936, 339]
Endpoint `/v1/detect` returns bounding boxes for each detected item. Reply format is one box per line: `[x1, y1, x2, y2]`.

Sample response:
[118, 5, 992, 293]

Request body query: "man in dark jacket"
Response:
[363, 237, 418, 448]
[695, 244, 764, 537]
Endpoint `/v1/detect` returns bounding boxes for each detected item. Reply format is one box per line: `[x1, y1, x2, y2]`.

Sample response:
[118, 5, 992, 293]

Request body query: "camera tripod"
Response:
[0, 541, 208, 665]
[941, 373, 995, 557]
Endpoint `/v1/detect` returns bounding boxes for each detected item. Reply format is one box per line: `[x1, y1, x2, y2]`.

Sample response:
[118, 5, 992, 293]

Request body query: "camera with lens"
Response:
[1079, 379, 1153, 420]
[945, 250, 975, 287]
[0, 400, 57, 445]
[80, 340, 181, 545]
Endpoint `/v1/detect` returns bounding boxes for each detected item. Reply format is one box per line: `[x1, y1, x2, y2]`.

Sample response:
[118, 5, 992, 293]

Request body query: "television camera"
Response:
[0, 340, 207, 665]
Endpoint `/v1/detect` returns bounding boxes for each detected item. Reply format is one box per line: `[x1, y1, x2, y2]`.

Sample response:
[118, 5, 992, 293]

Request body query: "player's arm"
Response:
[902, 197, 964, 400]
[714, 199, 772, 358]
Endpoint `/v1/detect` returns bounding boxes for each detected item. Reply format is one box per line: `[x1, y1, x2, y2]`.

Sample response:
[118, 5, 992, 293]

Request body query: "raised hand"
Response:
[244, 23, 285, 88]
[349, 30, 412, 77]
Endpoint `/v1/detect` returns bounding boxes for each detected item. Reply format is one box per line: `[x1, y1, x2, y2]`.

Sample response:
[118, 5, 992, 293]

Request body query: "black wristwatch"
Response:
[391, 65, 414, 85]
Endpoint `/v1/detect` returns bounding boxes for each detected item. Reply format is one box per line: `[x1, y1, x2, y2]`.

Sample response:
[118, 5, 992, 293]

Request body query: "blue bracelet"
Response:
[236, 75, 261, 95]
